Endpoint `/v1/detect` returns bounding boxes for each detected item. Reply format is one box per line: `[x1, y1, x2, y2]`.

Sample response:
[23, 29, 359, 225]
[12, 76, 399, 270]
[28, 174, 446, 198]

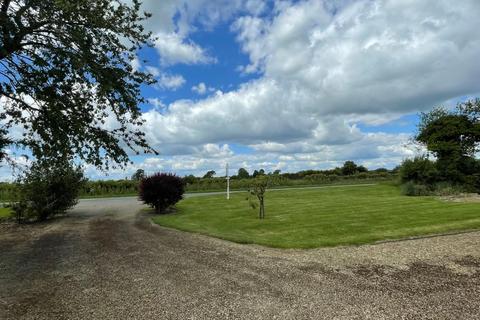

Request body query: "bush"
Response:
[139, 173, 185, 213]
[13, 160, 85, 222]
[401, 181, 431, 196]
[399, 156, 439, 186]
[433, 182, 464, 196]
[464, 173, 480, 194]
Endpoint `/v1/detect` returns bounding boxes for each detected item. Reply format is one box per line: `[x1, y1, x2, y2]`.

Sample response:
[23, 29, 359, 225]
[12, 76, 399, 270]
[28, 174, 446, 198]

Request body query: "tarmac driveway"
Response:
[0, 196, 479, 319]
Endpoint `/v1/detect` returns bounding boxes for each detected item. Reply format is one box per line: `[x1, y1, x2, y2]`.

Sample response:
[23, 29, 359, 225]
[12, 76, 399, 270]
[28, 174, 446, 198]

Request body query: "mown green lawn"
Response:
[0, 207, 12, 219]
[152, 184, 480, 248]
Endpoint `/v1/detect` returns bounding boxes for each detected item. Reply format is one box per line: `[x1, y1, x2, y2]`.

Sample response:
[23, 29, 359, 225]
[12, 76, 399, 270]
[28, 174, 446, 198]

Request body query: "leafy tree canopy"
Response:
[237, 167, 249, 179]
[416, 99, 480, 184]
[418, 99, 480, 156]
[0, 0, 156, 169]
[341, 161, 358, 175]
[131, 168, 145, 181]
[203, 170, 216, 179]
[252, 169, 265, 178]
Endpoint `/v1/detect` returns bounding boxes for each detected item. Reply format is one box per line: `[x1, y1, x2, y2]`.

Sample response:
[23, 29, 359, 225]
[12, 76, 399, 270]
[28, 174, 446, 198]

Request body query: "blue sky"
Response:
[3, 0, 480, 180]
[137, 23, 259, 108]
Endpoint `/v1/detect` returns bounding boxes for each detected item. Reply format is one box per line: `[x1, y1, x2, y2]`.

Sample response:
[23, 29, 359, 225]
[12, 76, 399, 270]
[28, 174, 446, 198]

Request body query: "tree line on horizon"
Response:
[182, 160, 391, 183]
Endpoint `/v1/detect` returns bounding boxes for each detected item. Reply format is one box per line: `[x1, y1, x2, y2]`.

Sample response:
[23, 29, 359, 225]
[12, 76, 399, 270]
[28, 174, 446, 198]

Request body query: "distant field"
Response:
[153, 184, 480, 248]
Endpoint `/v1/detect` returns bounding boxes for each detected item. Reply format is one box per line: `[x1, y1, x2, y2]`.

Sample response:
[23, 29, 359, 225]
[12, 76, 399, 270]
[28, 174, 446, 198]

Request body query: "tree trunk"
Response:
[259, 197, 265, 219]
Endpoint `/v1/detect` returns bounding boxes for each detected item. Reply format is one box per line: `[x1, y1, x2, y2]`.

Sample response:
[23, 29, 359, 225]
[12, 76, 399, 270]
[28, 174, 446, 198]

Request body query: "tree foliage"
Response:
[138, 173, 185, 213]
[131, 168, 145, 181]
[341, 161, 358, 175]
[12, 159, 85, 221]
[0, 0, 156, 168]
[203, 170, 216, 179]
[237, 167, 249, 179]
[252, 169, 265, 178]
[183, 174, 197, 185]
[416, 99, 480, 185]
[399, 156, 438, 186]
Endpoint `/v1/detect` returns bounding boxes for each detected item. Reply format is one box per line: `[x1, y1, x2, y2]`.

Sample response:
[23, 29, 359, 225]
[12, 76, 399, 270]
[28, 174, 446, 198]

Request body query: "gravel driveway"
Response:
[0, 196, 479, 319]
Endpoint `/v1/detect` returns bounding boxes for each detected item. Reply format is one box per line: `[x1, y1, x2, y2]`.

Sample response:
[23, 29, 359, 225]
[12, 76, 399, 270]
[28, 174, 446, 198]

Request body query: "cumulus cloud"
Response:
[148, 98, 167, 112]
[191, 82, 215, 95]
[234, 0, 480, 114]
[154, 32, 215, 66]
[116, 0, 480, 176]
[137, 65, 186, 91]
[192, 82, 207, 95]
[143, 0, 480, 146]
[157, 73, 186, 90]
[125, 0, 272, 65]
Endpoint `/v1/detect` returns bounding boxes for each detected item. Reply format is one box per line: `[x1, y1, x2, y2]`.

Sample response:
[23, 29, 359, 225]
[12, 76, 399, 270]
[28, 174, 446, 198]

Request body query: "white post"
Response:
[226, 163, 230, 200]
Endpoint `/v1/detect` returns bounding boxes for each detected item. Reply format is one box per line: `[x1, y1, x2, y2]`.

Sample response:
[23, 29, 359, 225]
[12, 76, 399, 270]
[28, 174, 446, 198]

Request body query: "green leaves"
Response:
[0, 0, 156, 169]
[415, 99, 480, 185]
[12, 159, 86, 222]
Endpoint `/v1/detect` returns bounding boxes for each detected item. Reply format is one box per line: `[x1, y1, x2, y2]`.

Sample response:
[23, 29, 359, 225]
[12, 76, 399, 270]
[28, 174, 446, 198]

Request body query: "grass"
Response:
[152, 184, 480, 248]
[0, 207, 12, 219]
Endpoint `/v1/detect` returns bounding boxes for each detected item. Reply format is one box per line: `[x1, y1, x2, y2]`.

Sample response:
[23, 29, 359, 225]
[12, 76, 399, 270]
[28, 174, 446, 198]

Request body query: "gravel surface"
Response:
[0, 197, 479, 319]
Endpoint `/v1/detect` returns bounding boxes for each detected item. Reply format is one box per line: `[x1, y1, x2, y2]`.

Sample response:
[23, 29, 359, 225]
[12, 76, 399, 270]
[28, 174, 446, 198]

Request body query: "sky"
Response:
[3, 0, 480, 180]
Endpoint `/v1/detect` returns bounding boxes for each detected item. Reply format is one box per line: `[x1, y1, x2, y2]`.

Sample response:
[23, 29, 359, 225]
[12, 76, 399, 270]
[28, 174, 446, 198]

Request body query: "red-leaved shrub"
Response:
[139, 173, 185, 213]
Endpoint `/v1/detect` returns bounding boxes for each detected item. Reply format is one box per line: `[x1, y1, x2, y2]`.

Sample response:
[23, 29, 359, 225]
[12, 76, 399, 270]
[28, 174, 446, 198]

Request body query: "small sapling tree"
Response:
[247, 176, 269, 219]
[139, 173, 185, 213]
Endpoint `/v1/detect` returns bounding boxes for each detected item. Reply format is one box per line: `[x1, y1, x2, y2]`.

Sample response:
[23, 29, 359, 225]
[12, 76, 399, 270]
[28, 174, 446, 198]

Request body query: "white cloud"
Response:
[191, 82, 215, 95]
[142, 0, 480, 147]
[233, 0, 480, 115]
[157, 73, 186, 90]
[124, 0, 480, 175]
[197, 144, 233, 158]
[192, 82, 207, 95]
[142, 65, 185, 91]
[154, 32, 216, 66]
[145, 66, 160, 77]
[148, 98, 167, 112]
[126, 0, 272, 65]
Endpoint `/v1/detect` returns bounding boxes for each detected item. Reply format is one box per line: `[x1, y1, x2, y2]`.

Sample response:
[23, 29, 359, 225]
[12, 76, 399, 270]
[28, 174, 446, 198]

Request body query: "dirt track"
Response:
[1, 197, 479, 319]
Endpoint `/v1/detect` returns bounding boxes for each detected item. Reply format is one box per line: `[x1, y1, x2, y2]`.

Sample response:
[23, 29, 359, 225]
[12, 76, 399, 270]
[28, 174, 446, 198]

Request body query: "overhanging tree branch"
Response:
[0, 0, 157, 167]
